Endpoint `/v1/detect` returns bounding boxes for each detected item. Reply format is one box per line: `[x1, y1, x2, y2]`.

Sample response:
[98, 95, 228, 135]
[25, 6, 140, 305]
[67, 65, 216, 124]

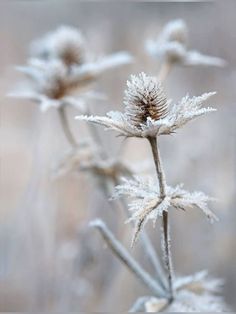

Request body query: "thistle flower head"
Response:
[77, 72, 216, 139]
[10, 59, 90, 112]
[145, 19, 226, 67]
[11, 25, 133, 112]
[160, 19, 188, 45]
[30, 25, 87, 66]
[124, 72, 169, 128]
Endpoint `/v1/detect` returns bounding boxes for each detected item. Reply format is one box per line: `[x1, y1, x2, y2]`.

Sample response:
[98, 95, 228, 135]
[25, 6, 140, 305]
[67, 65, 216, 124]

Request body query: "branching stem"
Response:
[90, 219, 167, 298]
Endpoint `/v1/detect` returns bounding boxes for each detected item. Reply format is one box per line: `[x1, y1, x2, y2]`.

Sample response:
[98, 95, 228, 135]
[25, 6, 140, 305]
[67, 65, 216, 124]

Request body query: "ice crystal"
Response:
[146, 19, 226, 67]
[113, 176, 218, 245]
[77, 72, 216, 138]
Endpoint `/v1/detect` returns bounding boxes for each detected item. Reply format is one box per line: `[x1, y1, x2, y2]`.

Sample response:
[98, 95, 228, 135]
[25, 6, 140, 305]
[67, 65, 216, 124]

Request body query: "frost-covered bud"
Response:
[124, 72, 169, 128]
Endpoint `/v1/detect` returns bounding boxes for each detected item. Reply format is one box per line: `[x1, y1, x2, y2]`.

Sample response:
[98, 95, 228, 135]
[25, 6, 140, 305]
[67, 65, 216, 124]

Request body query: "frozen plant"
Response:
[10, 25, 133, 147]
[145, 19, 226, 80]
[77, 72, 216, 139]
[114, 177, 218, 246]
[79, 71, 227, 310]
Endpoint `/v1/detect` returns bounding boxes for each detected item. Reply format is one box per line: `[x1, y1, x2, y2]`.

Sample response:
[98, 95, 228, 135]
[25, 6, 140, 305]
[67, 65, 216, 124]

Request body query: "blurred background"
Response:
[0, 0, 235, 311]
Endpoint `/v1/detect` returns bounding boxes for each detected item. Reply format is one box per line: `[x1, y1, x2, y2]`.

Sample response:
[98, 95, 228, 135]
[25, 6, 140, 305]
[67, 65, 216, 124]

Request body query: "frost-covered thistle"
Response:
[79, 70, 220, 304]
[30, 25, 87, 66]
[77, 72, 216, 138]
[10, 59, 90, 112]
[130, 271, 228, 312]
[10, 26, 133, 113]
[145, 19, 226, 68]
[114, 176, 218, 245]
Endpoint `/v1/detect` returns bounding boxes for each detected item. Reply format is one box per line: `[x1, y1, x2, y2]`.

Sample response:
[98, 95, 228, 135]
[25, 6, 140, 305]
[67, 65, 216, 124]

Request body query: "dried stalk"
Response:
[148, 136, 173, 301]
[90, 219, 167, 298]
[58, 105, 78, 148]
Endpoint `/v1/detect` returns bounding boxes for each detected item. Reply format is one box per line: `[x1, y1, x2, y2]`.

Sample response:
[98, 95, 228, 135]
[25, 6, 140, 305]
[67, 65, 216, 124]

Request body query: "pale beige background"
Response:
[0, 0, 235, 311]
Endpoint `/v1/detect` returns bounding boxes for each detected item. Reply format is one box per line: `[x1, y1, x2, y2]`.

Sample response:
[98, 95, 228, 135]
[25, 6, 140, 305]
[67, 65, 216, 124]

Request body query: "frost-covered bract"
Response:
[77, 72, 216, 138]
[113, 176, 218, 245]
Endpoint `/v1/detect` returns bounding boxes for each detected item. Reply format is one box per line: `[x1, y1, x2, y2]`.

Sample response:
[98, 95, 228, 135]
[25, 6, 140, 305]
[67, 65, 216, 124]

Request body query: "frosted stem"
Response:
[148, 136, 174, 301]
[90, 219, 167, 298]
[58, 105, 78, 148]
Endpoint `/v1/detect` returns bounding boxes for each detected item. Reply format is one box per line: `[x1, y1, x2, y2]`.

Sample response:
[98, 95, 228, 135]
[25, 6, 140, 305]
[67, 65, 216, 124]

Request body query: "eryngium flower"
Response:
[131, 271, 227, 312]
[145, 290, 227, 312]
[10, 54, 132, 112]
[29, 25, 133, 76]
[114, 176, 218, 245]
[30, 25, 87, 66]
[77, 72, 216, 138]
[146, 19, 226, 67]
[9, 59, 95, 112]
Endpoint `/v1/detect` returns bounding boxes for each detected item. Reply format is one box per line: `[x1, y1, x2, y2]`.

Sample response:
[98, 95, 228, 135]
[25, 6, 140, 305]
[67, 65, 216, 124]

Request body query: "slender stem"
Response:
[58, 105, 78, 148]
[158, 61, 173, 83]
[83, 108, 167, 291]
[148, 136, 173, 301]
[148, 137, 166, 197]
[90, 219, 167, 298]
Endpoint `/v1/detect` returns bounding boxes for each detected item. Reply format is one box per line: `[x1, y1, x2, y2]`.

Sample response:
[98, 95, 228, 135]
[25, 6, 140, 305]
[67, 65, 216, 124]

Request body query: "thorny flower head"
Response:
[132, 271, 228, 312]
[145, 19, 226, 67]
[9, 59, 101, 112]
[10, 26, 133, 112]
[77, 72, 216, 138]
[113, 176, 218, 246]
[30, 25, 87, 66]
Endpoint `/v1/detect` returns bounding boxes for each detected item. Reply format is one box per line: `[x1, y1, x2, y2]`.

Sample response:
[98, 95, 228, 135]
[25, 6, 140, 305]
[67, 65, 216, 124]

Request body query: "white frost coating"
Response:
[112, 176, 218, 244]
[76, 72, 217, 138]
